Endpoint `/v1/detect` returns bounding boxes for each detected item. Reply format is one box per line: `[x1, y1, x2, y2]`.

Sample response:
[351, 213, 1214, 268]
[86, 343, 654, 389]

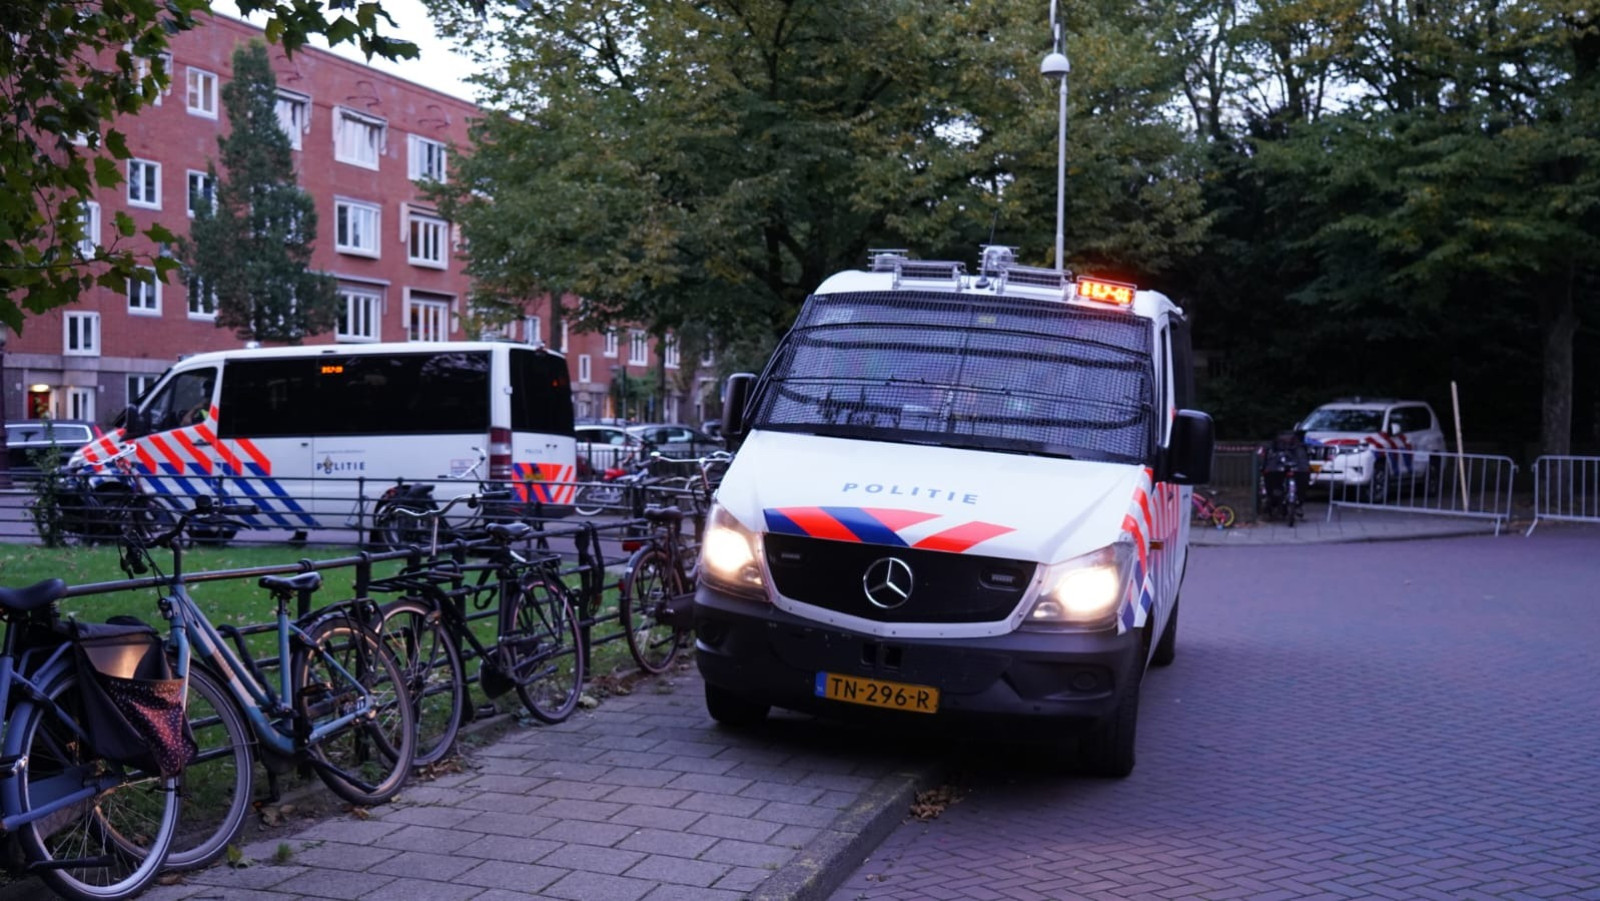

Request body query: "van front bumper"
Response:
[693, 585, 1142, 737]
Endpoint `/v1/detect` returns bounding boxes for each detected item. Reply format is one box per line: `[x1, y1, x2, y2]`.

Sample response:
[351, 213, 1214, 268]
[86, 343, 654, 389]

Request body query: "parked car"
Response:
[1297, 398, 1446, 499]
[5, 420, 98, 480]
[625, 423, 724, 460]
[575, 424, 647, 477]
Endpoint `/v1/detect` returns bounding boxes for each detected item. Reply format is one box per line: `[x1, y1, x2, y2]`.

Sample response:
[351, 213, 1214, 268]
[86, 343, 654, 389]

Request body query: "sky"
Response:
[216, 0, 486, 102]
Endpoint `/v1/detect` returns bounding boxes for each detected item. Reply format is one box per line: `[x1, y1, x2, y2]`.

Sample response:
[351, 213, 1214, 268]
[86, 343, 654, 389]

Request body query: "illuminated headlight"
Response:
[1022, 543, 1134, 630]
[699, 504, 766, 600]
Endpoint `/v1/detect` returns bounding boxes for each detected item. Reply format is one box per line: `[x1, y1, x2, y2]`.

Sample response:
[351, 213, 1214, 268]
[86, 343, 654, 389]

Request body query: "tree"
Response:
[186, 40, 338, 343]
[430, 0, 1210, 349]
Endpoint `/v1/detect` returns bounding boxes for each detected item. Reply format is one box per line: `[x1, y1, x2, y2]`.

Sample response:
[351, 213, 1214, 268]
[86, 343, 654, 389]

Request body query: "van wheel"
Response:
[1363, 461, 1390, 502]
[1151, 598, 1179, 667]
[704, 683, 769, 728]
[1079, 658, 1142, 778]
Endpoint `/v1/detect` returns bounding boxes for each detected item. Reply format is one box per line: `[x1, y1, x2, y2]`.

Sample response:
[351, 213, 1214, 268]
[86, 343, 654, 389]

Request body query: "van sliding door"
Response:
[214, 359, 319, 530]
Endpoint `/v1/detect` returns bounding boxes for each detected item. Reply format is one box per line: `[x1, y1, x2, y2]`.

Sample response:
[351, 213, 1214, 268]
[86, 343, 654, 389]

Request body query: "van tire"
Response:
[1151, 598, 1179, 667]
[1079, 658, 1142, 778]
[704, 683, 769, 728]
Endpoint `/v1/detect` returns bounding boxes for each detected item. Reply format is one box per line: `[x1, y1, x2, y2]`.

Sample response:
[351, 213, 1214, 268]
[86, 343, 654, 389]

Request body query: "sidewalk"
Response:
[133, 667, 938, 901]
[1189, 502, 1508, 546]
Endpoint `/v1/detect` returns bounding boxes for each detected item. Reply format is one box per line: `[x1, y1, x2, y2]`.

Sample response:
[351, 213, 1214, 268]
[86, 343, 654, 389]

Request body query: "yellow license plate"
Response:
[815, 672, 939, 714]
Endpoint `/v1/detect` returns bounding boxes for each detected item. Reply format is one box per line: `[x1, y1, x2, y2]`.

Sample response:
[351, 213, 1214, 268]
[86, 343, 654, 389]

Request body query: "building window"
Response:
[65, 312, 99, 356]
[408, 213, 447, 268]
[133, 51, 173, 106]
[127, 268, 160, 315]
[701, 347, 715, 367]
[337, 286, 381, 342]
[187, 170, 214, 217]
[186, 271, 216, 319]
[66, 387, 95, 422]
[559, 321, 569, 353]
[128, 159, 160, 209]
[408, 293, 451, 342]
[335, 199, 381, 256]
[524, 315, 541, 346]
[603, 330, 618, 358]
[628, 330, 648, 365]
[408, 134, 446, 182]
[186, 67, 218, 118]
[77, 200, 99, 257]
[664, 334, 680, 369]
[128, 374, 156, 405]
[578, 354, 591, 383]
[335, 109, 384, 168]
[276, 90, 309, 150]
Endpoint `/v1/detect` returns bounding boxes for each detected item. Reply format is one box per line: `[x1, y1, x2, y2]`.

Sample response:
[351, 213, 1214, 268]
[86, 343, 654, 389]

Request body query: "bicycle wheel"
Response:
[379, 597, 466, 767]
[373, 501, 434, 550]
[619, 545, 688, 674]
[506, 574, 585, 724]
[1211, 504, 1237, 529]
[4, 669, 180, 901]
[292, 614, 416, 806]
[164, 662, 254, 871]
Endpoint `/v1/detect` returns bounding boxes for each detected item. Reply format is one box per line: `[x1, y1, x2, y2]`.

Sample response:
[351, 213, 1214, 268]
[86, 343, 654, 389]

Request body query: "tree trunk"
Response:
[1539, 263, 1576, 457]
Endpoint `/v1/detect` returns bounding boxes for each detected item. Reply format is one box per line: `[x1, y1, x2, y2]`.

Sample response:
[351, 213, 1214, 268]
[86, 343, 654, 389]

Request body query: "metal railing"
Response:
[1526, 455, 1600, 536]
[1318, 446, 1517, 534]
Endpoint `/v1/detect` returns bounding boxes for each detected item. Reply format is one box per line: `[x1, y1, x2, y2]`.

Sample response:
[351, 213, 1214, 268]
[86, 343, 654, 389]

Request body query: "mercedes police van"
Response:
[693, 247, 1214, 776]
[68, 341, 578, 538]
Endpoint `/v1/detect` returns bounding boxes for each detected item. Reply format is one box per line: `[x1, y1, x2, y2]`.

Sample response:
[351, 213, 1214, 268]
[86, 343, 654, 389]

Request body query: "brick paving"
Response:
[828, 530, 1600, 900]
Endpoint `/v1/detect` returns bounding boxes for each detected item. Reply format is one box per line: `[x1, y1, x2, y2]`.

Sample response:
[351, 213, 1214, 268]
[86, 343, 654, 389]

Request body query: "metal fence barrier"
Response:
[1317, 446, 1518, 534]
[1526, 455, 1600, 536]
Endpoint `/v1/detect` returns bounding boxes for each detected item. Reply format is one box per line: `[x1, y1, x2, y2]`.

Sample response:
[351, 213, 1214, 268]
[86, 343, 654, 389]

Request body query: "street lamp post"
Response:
[1041, 0, 1070, 272]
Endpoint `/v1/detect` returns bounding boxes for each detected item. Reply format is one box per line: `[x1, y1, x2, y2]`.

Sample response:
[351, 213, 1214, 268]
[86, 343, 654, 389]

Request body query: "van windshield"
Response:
[750, 291, 1155, 463]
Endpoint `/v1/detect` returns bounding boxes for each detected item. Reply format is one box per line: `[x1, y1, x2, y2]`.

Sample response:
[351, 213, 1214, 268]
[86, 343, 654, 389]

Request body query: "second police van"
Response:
[694, 247, 1214, 776]
[69, 341, 578, 539]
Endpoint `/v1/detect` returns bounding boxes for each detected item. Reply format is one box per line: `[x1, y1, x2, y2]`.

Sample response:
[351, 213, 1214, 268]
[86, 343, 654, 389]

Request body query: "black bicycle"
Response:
[374, 496, 586, 766]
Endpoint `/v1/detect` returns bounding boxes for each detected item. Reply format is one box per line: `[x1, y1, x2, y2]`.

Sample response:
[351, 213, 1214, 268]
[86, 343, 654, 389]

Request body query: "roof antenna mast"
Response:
[1041, 1, 1070, 272]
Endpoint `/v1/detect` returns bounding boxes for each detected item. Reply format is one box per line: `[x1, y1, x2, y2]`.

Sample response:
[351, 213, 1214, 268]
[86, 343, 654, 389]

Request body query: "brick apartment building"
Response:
[3, 13, 713, 432]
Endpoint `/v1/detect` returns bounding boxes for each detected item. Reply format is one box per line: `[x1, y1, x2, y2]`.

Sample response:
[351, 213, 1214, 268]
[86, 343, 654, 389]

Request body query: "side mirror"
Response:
[120, 405, 151, 439]
[721, 373, 756, 449]
[1388, 421, 1403, 436]
[1161, 410, 1215, 485]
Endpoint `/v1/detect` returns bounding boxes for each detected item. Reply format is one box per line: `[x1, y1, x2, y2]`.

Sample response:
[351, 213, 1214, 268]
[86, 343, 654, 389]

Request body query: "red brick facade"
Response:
[3, 14, 712, 430]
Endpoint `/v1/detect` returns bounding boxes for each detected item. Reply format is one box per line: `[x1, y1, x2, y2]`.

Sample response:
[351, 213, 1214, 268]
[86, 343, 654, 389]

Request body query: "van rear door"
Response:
[507, 347, 577, 509]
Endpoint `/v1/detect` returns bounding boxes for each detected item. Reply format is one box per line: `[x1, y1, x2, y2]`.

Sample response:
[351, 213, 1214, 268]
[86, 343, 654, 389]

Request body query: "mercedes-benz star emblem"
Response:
[862, 557, 914, 610]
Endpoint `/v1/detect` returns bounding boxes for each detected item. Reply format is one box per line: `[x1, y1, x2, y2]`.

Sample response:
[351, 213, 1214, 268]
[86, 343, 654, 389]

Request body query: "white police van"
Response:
[694, 247, 1214, 776]
[68, 341, 578, 538]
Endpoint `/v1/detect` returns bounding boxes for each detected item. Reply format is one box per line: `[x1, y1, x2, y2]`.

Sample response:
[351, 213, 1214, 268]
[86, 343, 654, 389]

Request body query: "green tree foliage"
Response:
[430, 0, 1208, 357]
[0, 1, 420, 334]
[185, 41, 338, 343]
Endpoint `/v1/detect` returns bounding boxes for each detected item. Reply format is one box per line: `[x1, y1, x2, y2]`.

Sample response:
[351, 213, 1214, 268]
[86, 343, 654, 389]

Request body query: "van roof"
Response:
[173, 340, 566, 368]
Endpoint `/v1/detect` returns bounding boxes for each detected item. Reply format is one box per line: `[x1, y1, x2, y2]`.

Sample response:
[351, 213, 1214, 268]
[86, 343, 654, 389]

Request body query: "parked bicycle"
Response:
[1190, 490, 1237, 529]
[373, 493, 586, 766]
[0, 578, 183, 900]
[372, 447, 515, 549]
[616, 452, 732, 673]
[30, 442, 179, 547]
[114, 498, 416, 873]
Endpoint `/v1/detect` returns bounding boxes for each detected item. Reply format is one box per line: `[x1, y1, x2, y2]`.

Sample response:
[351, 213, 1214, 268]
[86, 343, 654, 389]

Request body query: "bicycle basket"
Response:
[70, 619, 196, 778]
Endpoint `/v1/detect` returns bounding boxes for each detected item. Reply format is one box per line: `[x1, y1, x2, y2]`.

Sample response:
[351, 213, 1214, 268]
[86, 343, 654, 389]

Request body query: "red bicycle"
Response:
[1191, 490, 1237, 529]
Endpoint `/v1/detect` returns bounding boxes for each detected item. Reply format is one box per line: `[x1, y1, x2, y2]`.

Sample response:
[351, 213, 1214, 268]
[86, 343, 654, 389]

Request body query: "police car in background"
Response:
[1298, 398, 1446, 500]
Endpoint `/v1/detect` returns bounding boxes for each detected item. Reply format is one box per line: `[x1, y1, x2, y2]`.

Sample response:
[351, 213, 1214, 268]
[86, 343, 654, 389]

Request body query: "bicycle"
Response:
[374, 495, 587, 766]
[0, 577, 183, 900]
[616, 452, 731, 673]
[30, 442, 179, 548]
[114, 499, 416, 872]
[1190, 490, 1237, 529]
[372, 447, 514, 550]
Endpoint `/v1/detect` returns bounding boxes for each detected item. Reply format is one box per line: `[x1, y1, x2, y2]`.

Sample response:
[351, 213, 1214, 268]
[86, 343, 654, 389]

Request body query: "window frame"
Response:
[77, 200, 100, 257]
[407, 211, 448, 268]
[127, 268, 161, 315]
[578, 354, 592, 384]
[185, 66, 218, 118]
[334, 198, 382, 257]
[336, 285, 382, 343]
[275, 89, 310, 151]
[628, 330, 648, 365]
[127, 158, 161, 209]
[407, 293, 452, 342]
[186, 169, 215, 218]
[603, 330, 618, 358]
[407, 134, 447, 182]
[334, 108, 385, 169]
[64, 312, 100, 357]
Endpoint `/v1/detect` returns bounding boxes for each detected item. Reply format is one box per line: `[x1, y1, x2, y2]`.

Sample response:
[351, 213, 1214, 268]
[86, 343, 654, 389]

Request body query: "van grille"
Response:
[763, 534, 1034, 624]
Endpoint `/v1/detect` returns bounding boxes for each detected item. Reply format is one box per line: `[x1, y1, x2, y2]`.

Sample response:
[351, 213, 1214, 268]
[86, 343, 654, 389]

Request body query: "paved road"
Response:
[828, 532, 1600, 900]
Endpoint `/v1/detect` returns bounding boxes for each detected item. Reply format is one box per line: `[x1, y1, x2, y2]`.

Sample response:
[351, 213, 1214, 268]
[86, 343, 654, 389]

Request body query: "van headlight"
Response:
[699, 504, 766, 601]
[1022, 543, 1134, 630]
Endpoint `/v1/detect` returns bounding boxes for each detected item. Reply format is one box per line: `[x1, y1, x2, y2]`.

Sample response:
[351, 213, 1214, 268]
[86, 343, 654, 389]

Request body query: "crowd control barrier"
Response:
[1526, 455, 1600, 536]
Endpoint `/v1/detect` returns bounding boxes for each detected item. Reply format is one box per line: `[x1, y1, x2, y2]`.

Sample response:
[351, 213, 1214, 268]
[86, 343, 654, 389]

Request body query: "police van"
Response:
[693, 247, 1214, 776]
[68, 341, 578, 538]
